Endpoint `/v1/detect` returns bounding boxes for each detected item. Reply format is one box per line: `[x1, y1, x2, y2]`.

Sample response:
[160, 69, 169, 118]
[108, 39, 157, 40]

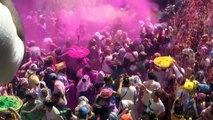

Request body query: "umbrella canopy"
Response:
[153, 56, 174, 68]
[68, 46, 90, 59]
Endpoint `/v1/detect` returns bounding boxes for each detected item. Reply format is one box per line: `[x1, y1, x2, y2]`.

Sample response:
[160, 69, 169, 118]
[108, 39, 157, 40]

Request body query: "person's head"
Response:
[83, 65, 92, 74]
[148, 72, 158, 81]
[105, 38, 113, 46]
[28, 74, 40, 89]
[118, 48, 126, 57]
[78, 96, 89, 106]
[44, 56, 54, 67]
[43, 98, 54, 111]
[195, 70, 205, 83]
[195, 52, 202, 61]
[40, 88, 48, 98]
[28, 40, 36, 47]
[151, 90, 160, 101]
[99, 88, 113, 100]
[202, 34, 209, 42]
[173, 99, 184, 116]
[144, 111, 157, 120]
[104, 47, 112, 56]
[185, 67, 194, 79]
[55, 48, 62, 56]
[129, 43, 136, 51]
[138, 51, 147, 61]
[18, 78, 29, 91]
[25, 92, 37, 104]
[153, 52, 161, 58]
[78, 106, 89, 119]
[195, 93, 206, 103]
[49, 73, 58, 82]
[45, 67, 54, 74]
[104, 75, 113, 85]
[120, 100, 133, 111]
[98, 71, 105, 83]
[122, 74, 130, 87]
[89, 38, 96, 47]
[29, 64, 38, 72]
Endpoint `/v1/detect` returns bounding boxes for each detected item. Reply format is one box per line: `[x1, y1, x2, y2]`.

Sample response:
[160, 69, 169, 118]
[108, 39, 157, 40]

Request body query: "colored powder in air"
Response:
[13, 0, 159, 46]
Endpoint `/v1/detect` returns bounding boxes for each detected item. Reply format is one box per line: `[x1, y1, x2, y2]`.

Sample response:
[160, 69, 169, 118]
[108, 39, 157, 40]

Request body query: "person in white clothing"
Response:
[149, 91, 165, 116]
[141, 83, 165, 119]
[120, 74, 137, 119]
[142, 72, 161, 106]
[143, 72, 161, 91]
[121, 75, 137, 102]
[101, 47, 114, 74]
[43, 99, 64, 120]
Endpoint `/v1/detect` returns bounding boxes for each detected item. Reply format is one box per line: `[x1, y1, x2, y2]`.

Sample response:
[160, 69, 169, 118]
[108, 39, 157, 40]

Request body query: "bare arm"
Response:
[116, 75, 124, 95]
[9, 107, 22, 120]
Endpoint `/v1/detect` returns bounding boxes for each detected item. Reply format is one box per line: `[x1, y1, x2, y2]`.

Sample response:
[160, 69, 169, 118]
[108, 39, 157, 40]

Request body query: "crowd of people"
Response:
[0, 0, 213, 120]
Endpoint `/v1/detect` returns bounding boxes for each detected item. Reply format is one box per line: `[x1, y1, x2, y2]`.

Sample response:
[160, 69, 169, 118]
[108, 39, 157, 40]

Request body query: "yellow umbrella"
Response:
[153, 56, 174, 68]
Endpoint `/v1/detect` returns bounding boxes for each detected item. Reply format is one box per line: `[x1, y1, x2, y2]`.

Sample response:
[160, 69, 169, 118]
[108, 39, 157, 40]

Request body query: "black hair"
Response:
[55, 48, 62, 55]
[39, 83, 45, 89]
[144, 110, 157, 120]
[129, 43, 136, 51]
[173, 99, 184, 116]
[123, 75, 130, 86]
[52, 92, 63, 98]
[138, 51, 147, 61]
[104, 75, 112, 82]
[148, 72, 158, 81]
[84, 66, 92, 72]
[49, 73, 58, 81]
[44, 59, 54, 67]
[43, 99, 54, 109]
[153, 89, 161, 98]
[25, 92, 37, 100]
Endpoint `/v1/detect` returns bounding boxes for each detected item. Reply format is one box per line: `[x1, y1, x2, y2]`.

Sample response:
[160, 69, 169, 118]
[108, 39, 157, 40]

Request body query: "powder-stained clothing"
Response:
[45, 106, 64, 120]
[20, 100, 45, 120]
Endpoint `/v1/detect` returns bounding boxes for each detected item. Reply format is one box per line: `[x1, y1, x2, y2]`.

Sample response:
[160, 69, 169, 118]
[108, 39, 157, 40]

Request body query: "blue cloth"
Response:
[198, 84, 211, 93]
[79, 106, 89, 118]
[210, 50, 213, 58]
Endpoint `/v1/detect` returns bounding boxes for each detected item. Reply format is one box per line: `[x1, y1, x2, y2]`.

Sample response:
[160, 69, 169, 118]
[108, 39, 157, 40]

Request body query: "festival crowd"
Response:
[0, 0, 213, 120]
